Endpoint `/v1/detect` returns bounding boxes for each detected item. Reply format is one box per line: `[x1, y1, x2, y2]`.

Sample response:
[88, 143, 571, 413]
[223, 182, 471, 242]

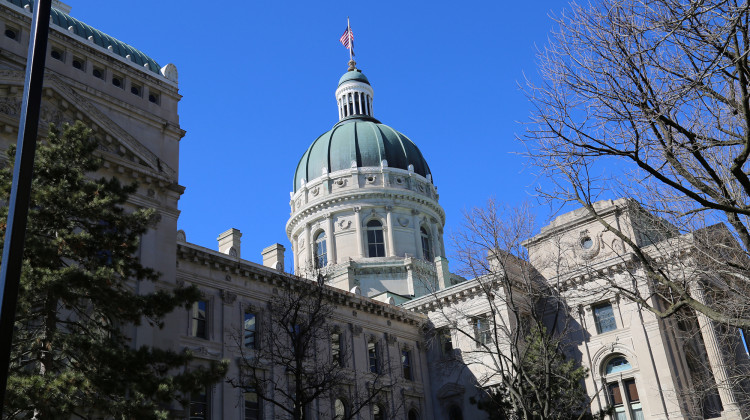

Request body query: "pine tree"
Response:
[0, 122, 226, 419]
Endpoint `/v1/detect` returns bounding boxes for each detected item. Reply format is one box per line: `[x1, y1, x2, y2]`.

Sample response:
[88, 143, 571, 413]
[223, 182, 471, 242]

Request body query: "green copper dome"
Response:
[294, 117, 432, 192]
[338, 70, 370, 87]
[6, 0, 161, 73]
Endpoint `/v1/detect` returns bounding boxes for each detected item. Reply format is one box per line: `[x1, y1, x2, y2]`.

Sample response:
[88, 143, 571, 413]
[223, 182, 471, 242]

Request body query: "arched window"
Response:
[372, 404, 385, 420]
[408, 408, 419, 420]
[605, 356, 631, 374]
[602, 356, 644, 420]
[333, 398, 347, 420]
[314, 231, 327, 268]
[448, 405, 463, 420]
[366, 220, 385, 257]
[420, 227, 432, 261]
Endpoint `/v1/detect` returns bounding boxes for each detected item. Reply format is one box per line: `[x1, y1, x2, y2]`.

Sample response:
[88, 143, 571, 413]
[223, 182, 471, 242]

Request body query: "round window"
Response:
[581, 237, 594, 249]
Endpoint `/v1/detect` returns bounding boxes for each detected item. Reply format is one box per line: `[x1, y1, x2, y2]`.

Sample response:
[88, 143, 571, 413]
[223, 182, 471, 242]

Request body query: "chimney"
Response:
[217, 228, 242, 258]
[262, 243, 286, 271]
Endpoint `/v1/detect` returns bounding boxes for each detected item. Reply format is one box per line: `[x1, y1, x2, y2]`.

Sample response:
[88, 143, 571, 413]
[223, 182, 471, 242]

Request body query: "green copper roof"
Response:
[5, 0, 161, 74]
[338, 70, 370, 87]
[294, 117, 432, 192]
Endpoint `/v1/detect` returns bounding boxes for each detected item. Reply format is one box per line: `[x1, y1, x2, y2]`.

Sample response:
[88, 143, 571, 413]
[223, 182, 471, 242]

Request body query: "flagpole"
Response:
[347, 17, 353, 62]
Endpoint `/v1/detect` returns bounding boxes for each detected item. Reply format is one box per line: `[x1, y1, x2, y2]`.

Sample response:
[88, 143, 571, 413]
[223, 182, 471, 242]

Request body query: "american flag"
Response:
[339, 27, 353, 49]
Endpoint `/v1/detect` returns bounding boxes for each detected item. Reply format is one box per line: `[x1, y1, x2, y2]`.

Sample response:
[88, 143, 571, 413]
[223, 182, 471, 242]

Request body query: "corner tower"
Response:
[287, 63, 457, 302]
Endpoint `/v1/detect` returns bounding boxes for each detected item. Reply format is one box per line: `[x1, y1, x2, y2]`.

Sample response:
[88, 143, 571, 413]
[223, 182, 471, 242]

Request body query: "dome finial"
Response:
[347, 59, 357, 71]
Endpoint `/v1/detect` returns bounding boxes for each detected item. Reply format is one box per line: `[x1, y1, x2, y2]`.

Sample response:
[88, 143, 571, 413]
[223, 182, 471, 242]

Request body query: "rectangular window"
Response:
[438, 328, 453, 356]
[111, 74, 124, 89]
[72, 56, 85, 71]
[189, 388, 210, 420]
[401, 350, 412, 380]
[331, 332, 342, 366]
[593, 303, 617, 334]
[192, 300, 208, 339]
[624, 379, 644, 420]
[608, 382, 626, 420]
[51, 47, 64, 62]
[243, 312, 256, 349]
[368, 342, 379, 374]
[244, 388, 260, 420]
[475, 316, 492, 345]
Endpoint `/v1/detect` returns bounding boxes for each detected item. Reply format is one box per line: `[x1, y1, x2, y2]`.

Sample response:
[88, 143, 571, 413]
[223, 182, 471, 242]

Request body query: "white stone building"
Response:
[1, 2, 748, 419]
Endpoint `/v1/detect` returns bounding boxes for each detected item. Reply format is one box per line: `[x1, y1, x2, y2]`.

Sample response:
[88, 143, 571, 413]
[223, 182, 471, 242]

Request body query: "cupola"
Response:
[335, 60, 374, 120]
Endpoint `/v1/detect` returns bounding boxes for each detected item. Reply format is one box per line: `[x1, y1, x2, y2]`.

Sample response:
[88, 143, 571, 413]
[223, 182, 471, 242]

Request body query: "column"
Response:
[430, 220, 440, 260]
[693, 282, 741, 413]
[293, 234, 299, 273]
[412, 210, 423, 259]
[305, 223, 312, 270]
[385, 206, 396, 257]
[354, 207, 364, 258]
[326, 213, 336, 265]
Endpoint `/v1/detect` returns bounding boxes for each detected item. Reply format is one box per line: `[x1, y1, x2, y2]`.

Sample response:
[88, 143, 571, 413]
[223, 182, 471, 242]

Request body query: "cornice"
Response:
[287, 190, 445, 237]
[176, 243, 427, 326]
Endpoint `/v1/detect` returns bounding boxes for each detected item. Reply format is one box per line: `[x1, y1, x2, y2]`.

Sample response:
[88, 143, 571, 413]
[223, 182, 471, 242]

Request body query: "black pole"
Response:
[0, 0, 51, 407]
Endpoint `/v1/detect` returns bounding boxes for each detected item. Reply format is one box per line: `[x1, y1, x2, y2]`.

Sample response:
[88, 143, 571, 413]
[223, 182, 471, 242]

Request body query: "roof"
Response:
[293, 117, 432, 192]
[6, 0, 161, 74]
[338, 70, 370, 87]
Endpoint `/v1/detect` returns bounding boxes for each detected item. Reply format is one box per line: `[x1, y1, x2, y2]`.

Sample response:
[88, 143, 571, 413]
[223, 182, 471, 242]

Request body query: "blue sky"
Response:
[67, 0, 565, 269]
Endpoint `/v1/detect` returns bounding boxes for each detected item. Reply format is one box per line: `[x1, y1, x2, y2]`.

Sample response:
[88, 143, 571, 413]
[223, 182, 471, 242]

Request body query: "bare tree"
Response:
[416, 200, 598, 420]
[523, 0, 750, 329]
[230, 276, 400, 420]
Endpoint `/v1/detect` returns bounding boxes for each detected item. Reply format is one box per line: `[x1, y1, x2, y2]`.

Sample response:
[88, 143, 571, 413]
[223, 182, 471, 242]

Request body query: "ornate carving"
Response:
[386, 333, 397, 345]
[176, 230, 186, 242]
[0, 98, 20, 117]
[337, 218, 352, 230]
[334, 178, 347, 188]
[220, 290, 237, 304]
[366, 175, 377, 184]
[44, 75, 178, 180]
[397, 217, 409, 227]
[311, 186, 320, 196]
[350, 324, 363, 336]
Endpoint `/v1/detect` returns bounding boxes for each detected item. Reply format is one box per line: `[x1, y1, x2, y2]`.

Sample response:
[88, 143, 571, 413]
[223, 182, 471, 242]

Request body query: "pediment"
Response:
[0, 70, 176, 182]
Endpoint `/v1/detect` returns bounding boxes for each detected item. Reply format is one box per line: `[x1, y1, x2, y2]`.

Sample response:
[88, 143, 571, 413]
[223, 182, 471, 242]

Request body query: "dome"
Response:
[293, 117, 432, 192]
[338, 70, 370, 87]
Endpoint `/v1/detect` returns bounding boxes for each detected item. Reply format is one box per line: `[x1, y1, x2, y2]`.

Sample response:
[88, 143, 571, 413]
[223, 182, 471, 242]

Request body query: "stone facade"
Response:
[1, 2, 748, 420]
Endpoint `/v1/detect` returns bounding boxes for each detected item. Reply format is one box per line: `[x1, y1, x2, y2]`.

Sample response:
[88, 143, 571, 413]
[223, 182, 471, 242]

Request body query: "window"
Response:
[438, 328, 453, 356]
[331, 331, 342, 366]
[402, 349, 413, 380]
[408, 409, 419, 420]
[50, 48, 64, 61]
[112, 75, 123, 89]
[191, 300, 208, 339]
[366, 220, 385, 257]
[189, 388, 210, 420]
[333, 398, 347, 420]
[243, 312, 256, 349]
[314, 231, 327, 268]
[373, 404, 384, 420]
[420, 227, 432, 261]
[604, 356, 645, 420]
[243, 388, 260, 420]
[148, 90, 160, 104]
[605, 356, 631, 374]
[4, 27, 18, 40]
[475, 316, 492, 345]
[368, 341, 379, 373]
[130, 84, 142, 96]
[93, 67, 104, 80]
[593, 302, 617, 334]
[72, 56, 84, 71]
